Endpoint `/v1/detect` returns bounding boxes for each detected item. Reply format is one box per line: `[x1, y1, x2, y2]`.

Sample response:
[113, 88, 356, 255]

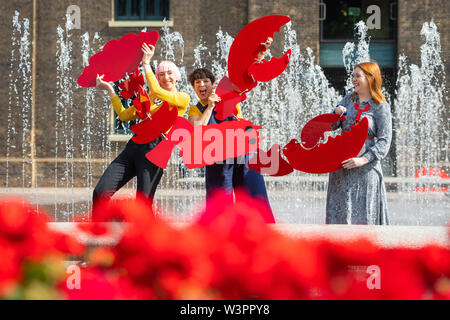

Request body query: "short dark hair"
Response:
[188, 68, 215, 86]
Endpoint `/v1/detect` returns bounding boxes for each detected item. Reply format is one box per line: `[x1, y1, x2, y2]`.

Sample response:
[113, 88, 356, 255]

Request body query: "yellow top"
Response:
[188, 101, 243, 119]
[111, 71, 190, 122]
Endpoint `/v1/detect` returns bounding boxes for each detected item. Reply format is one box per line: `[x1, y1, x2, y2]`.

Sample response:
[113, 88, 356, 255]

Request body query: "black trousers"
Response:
[93, 137, 164, 205]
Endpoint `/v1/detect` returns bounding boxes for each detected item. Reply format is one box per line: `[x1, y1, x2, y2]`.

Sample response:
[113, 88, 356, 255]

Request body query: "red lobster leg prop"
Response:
[131, 86, 150, 120]
[249, 144, 293, 176]
[146, 119, 262, 169]
[214, 76, 247, 121]
[283, 117, 369, 174]
[227, 15, 292, 93]
[130, 101, 178, 144]
[77, 31, 159, 87]
[179, 120, 262, 169]
[145, 117, 194, 169]
[118, 68, 145, 100]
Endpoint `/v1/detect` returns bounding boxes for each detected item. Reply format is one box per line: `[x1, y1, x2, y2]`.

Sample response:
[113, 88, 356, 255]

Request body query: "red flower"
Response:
[3, 195, 447, 300]
[195, 190, 324, 299]
[87, 247, 115, 268]
[77, 223, 111, 237]
[0, 239, 22, 296]
[0, 198, 38, 240]
[53, 232, 85, 257]
[62, 267, 142, 300]
[92, 193, 155, 223]
[112, 218, 214, 299]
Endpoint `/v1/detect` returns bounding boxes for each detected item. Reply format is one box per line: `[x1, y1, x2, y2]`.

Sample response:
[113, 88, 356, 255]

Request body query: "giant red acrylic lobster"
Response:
[78, 16, 369, 175]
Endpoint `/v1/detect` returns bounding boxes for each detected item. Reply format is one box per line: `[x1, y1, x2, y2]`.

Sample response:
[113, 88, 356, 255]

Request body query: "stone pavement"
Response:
[1, 187, 448, 226]
[47, 222, 448, 249]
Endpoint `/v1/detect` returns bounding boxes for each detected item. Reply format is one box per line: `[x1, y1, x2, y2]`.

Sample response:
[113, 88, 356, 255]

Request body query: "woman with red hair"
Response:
[326, 62, 392, 225]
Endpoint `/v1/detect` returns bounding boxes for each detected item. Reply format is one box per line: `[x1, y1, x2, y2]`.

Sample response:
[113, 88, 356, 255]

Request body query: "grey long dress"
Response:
[326, 93, 392, 225]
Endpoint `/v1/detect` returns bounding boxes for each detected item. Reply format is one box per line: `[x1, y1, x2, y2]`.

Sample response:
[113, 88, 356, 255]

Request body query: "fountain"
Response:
[6, 11, 32, 192]
[392, 20, 448, 225]
[2, 12, 448, 226]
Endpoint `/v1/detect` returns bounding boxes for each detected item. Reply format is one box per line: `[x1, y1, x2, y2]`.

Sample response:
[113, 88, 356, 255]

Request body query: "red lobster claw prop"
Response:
[247, 49, 292, 82]
[214, 76, 247, 120]
[77, 31, 159, 87]
[283, 116, 369, 174]
[130, 101, 178, 144]
[228, 15, 291, 93]
[249, 144, 293, 176]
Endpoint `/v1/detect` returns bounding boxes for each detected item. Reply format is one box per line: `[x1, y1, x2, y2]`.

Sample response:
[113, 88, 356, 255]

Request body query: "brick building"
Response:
[0, 0, 448, 188]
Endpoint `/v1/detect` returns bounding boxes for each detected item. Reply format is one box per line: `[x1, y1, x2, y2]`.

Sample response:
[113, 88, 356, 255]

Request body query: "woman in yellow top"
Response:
[93, 43, 190, 206]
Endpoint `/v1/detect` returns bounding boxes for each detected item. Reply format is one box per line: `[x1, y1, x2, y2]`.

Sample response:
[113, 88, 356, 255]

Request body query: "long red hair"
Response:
[352, 62, 385, 105]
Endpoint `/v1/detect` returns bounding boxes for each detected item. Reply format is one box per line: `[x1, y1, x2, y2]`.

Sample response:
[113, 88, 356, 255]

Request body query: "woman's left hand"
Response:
[342, 157, 369, 169]
[141, 43, 155, 64]
[255, 37, 274, 63]
[261, 37, 273, 49]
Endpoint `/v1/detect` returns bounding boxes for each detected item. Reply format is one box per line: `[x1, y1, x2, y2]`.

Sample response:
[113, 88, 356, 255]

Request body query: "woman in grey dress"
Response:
[326, 62, 392, 225]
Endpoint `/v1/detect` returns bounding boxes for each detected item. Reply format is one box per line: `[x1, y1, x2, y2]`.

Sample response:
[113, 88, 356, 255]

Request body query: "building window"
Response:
[319, 0, 398, 74]
[320, 0, 397, 41]
[115, 0, 170, 21]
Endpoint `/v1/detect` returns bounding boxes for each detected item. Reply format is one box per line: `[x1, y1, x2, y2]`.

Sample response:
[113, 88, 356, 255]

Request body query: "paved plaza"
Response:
[0, 187, 448, 226]
[1, 187, 448, 248]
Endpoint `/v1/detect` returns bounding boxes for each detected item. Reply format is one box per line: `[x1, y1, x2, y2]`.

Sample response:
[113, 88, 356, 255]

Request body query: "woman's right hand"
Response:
[96, 74, 111, 90]
[334, 105, 347, 115]
[96, 74, 116, 97]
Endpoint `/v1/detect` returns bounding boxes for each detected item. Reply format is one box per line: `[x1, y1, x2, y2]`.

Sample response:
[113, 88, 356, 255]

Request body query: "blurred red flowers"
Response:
[0, 198, 85, 298]
[0, 194, 448, 300]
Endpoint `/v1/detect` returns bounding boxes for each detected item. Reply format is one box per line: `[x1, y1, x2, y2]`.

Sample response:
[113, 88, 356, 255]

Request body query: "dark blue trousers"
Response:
[205, 155, 274, 219]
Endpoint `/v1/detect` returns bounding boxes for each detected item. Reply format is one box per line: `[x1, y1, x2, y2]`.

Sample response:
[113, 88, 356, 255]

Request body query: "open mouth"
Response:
[199, 89, 207, 95]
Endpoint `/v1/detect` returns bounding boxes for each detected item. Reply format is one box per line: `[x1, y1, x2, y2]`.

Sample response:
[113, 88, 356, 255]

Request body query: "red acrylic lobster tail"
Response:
[283, 117, 369, 174]
[249, 144, 293, 176]
[130, 101, 178, 144]
[300, 113, 341, 149]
